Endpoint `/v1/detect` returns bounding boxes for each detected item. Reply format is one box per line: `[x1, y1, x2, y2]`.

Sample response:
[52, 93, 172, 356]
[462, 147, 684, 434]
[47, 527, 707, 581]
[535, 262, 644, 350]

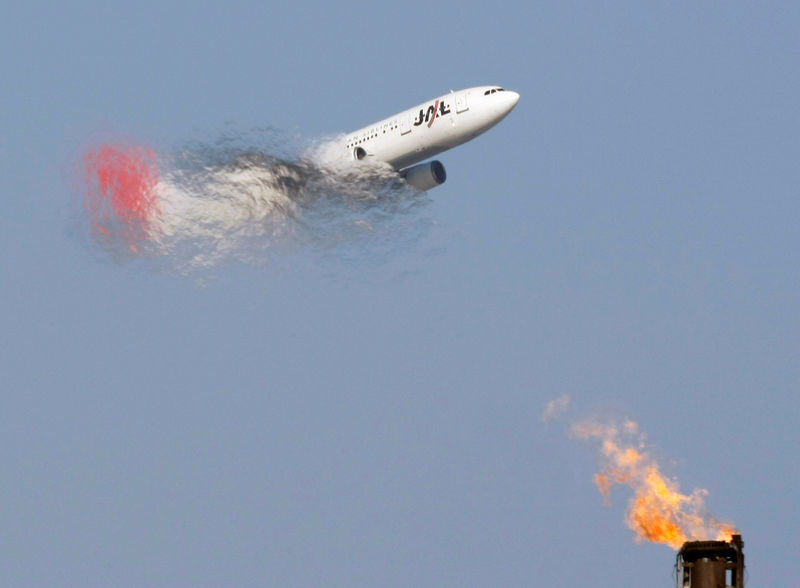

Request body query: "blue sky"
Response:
[2, 2, 799, 586]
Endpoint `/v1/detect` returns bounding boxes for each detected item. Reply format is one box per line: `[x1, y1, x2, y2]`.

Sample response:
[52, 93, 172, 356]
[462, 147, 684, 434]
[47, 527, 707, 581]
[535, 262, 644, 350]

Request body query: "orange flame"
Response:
[571, 418, 737, 549]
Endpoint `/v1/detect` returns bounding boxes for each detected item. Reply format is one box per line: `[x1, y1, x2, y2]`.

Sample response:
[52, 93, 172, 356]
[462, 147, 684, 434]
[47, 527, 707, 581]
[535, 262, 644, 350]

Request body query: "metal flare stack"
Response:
[676, 535, 744, 588]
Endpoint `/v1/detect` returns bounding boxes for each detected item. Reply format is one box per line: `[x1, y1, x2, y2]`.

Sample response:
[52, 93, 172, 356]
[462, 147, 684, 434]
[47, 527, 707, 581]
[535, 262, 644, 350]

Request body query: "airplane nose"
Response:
[494, 90, 520, 117]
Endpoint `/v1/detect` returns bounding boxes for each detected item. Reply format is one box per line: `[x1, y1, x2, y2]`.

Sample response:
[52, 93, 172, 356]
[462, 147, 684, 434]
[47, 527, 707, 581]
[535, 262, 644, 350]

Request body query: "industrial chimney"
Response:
[675, 535, 744, 588]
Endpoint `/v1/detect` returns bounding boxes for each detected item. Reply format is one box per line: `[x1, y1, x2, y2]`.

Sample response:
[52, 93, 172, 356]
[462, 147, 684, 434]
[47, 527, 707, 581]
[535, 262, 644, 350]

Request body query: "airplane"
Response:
[339, 85, 520, 190]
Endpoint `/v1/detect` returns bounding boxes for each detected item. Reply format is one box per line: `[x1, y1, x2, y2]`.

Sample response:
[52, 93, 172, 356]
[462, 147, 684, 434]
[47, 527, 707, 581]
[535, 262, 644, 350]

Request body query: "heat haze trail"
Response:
[84, 144, 160, 254]
[81, 133, 426, 273]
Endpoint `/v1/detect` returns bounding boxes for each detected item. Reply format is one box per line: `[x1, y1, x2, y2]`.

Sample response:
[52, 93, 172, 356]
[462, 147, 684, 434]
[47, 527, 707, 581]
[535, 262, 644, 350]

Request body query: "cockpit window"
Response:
[484, 87, 505, 95]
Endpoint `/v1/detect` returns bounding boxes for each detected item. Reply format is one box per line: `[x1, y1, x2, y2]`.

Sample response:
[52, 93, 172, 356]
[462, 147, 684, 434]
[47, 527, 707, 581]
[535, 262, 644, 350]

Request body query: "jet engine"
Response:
[353, 146, 367, 161]
[401, 160, 447, 191]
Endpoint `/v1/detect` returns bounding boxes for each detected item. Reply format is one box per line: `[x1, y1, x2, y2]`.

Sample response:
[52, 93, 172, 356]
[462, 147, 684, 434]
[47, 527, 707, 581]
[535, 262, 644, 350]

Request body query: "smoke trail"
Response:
[541, 394, 571, 423]
[569, 415, 737, 549]
[81, 131, 428, 274]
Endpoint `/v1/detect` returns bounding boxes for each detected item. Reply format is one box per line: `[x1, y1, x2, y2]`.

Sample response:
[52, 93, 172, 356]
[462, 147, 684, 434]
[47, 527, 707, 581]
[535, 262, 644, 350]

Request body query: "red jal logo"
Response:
[413, 100, 451, 128]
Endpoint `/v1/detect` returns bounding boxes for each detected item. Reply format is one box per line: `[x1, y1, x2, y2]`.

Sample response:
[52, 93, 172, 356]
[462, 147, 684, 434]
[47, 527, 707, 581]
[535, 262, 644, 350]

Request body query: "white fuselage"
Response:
[342, 86, 520, 170]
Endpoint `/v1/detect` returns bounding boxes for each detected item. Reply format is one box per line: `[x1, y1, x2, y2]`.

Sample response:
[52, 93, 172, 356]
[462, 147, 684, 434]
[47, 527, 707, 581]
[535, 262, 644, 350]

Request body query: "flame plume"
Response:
[571, 418, 737, 549]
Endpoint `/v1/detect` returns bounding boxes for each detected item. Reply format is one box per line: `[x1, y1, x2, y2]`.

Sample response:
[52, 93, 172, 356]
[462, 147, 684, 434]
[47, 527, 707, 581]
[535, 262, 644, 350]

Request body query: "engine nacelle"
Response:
[353, 146, 367, 161]
[401, 160, 447, 191]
